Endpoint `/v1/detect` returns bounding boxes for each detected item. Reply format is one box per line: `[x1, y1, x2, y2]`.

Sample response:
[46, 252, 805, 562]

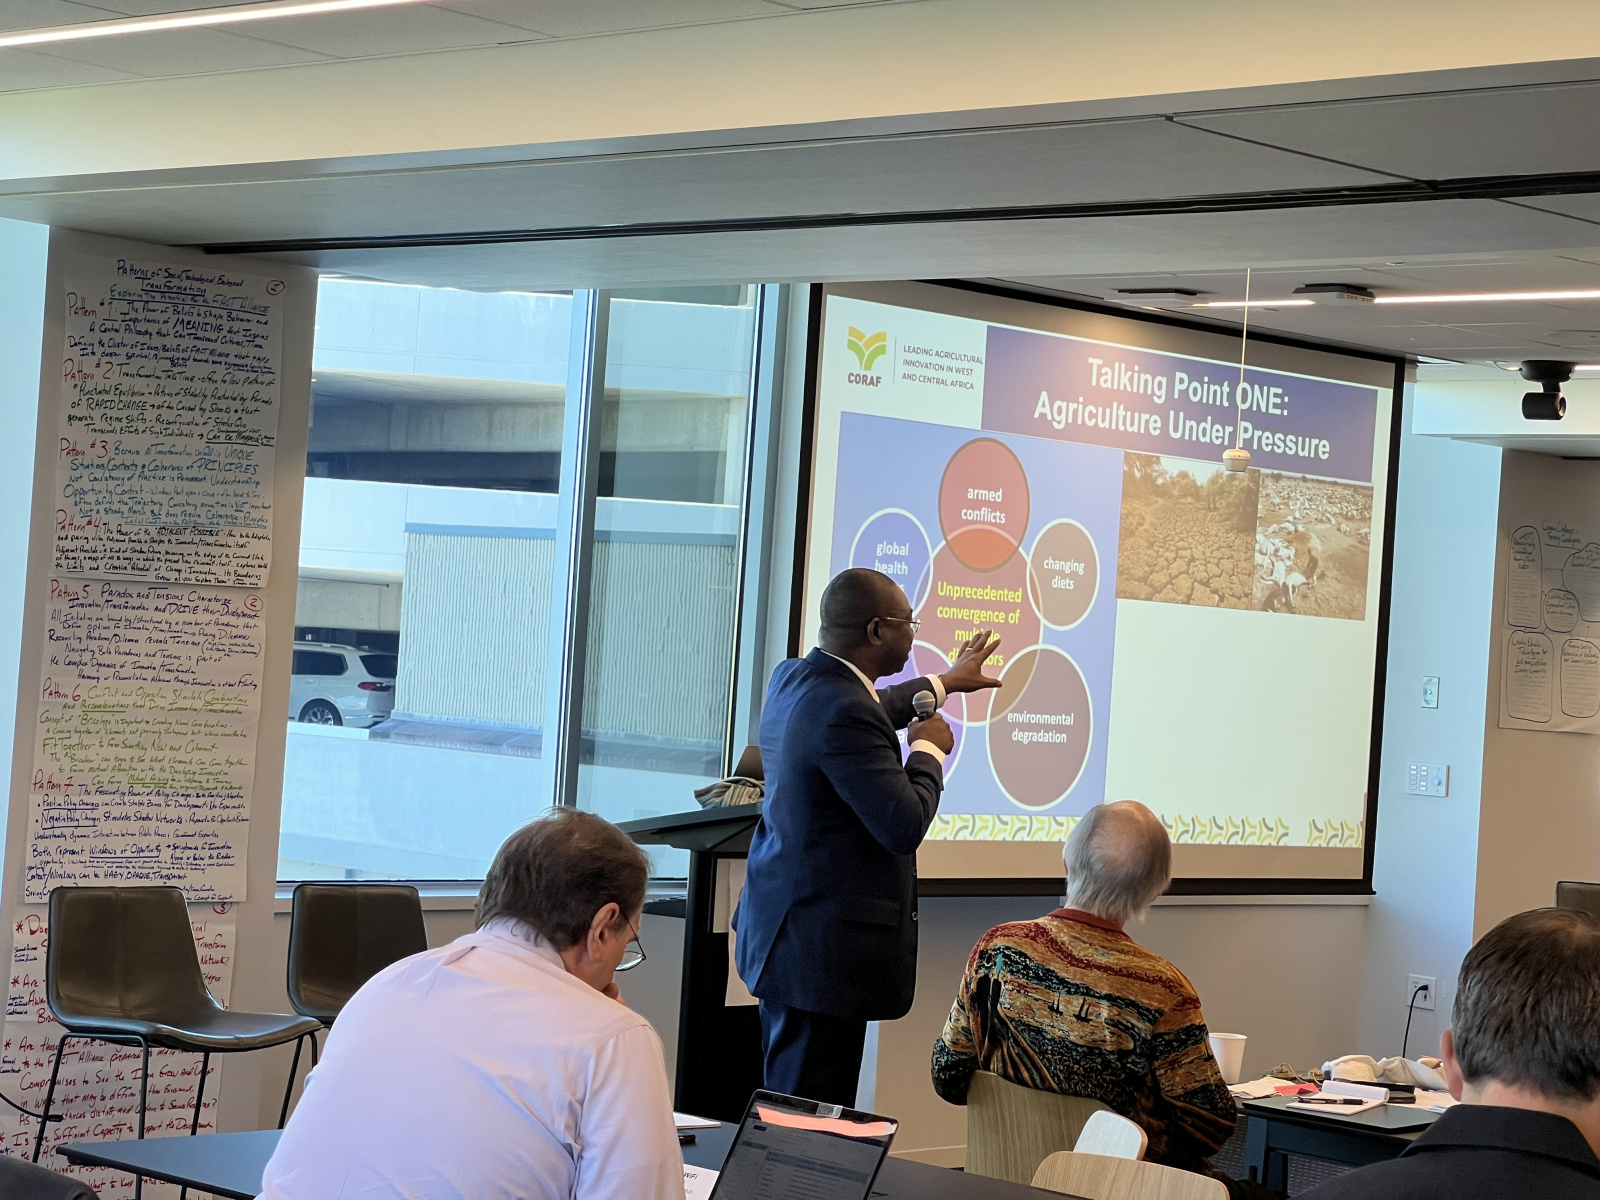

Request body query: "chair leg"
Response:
[278, 1034, 305, 1129]
[310, 1029, 320, 1068]
[31, 1034, 69, 1163]
[189, 1051, 210, 1135]
[136, 1039, 150, 1138]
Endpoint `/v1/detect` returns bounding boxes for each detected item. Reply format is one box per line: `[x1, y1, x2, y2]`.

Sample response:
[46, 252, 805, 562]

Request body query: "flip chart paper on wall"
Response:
[24, 576, 266, 901]
[53, 256, 282, 587]
[1499, 518, 1600, 733]
[0, 904, 237, 1197]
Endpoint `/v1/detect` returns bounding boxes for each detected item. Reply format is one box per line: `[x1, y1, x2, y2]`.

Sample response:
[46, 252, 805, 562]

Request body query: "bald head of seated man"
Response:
[931, 801, 1238, 1177]
[262, 808, 682, 1200]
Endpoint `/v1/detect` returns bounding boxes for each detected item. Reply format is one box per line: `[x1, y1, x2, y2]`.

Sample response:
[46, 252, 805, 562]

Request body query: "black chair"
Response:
[287, 883, 427, 1025]
[1557, 880, 1600, 919]
[34, 886, 322, 1167]
[0, 1153, 99, 1199]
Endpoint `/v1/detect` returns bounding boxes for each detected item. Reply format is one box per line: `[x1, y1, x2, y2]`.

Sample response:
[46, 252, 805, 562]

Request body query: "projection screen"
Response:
[797, 282, 1400, 887]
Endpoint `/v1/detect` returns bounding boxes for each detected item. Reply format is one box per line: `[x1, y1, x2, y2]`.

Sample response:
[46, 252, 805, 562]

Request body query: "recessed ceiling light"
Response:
[1376, 289, 1600, 305]
[1292, 283, 1376, 305]
[0, 0, 433, 50]
[1198, 287, 1600, 309]
[1194, 299, 1315, 309]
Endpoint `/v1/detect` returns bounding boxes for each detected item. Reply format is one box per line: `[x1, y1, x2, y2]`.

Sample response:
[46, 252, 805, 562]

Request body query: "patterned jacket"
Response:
[931, 908, 1236, 1171]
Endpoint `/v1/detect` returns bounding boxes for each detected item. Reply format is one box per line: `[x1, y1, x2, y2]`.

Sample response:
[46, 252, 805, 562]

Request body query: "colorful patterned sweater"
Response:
[931, 909, 1236, 1171]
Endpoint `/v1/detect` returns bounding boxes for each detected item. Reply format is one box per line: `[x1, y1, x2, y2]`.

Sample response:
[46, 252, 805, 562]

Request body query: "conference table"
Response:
[1240, 1094, 1438, 1191]
[58, 1118, 1081, 1198]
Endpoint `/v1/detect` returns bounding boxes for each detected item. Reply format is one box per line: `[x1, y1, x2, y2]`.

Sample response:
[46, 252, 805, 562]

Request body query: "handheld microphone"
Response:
[912, 690, 937, 723]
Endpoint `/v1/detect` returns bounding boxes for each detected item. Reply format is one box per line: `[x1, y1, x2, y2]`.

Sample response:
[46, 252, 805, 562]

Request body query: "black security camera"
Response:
[1521, 360, 1574, 421]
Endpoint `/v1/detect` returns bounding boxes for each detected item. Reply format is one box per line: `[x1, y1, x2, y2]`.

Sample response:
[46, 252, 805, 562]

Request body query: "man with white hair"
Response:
[932, 801, 1236, 1174]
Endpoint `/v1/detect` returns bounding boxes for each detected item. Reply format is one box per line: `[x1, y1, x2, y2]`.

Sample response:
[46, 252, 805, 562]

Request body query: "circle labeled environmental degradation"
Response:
[851, 509, 933, 610]
[938, 438, 1030, 571]
[1029, 519, 1099, 629]
[916, 542, 1041, 724]
[986, 645, 1092, 810]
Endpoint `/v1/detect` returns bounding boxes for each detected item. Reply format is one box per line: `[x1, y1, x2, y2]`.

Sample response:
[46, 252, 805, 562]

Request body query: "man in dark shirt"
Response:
[1302, 907, 1600, 1199]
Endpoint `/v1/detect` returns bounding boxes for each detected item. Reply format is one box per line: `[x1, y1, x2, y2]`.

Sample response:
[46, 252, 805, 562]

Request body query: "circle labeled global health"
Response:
[986, 644, 1092, 810]
[938, 438, 1030, 571]
[850, 508, 933, 610]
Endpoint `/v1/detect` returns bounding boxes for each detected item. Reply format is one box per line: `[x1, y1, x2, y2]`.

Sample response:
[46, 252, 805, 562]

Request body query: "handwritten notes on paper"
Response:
[25, 578, 265, 901]
[54, 257, 283, 587]
[1501, 521, 1600, 732]
[0, 905, 236, 1198]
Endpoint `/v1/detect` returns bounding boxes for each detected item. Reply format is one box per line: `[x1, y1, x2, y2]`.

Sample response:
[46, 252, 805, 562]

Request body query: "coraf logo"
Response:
[846, 327, 887, 386]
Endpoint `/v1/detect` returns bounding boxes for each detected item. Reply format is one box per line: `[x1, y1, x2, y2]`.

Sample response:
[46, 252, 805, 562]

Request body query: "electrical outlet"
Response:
[1407, 974, 1437, 1011]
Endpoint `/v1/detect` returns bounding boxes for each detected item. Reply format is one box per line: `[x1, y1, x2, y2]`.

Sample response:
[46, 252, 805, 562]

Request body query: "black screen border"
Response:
[790, 279, 1404, 897]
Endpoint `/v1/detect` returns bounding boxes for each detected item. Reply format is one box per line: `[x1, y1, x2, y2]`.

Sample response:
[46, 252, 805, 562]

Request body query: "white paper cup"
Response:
[1210, 1033, 1247, 1085]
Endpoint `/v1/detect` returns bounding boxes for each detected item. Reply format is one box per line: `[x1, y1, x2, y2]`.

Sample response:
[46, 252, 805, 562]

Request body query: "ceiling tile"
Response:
[1181, 82, 1600, 181]
[40, 24, 334, 71]
[63, 0, 280, 13]
[0, 44, 141, 88]
[244, 5, 541, 56]
[434, 0, 775, 37]
[0, 0, 123, 33]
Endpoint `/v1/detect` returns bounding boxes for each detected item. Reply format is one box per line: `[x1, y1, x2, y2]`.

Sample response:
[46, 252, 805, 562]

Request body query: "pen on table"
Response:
[1299, 1096, 1368, 1105]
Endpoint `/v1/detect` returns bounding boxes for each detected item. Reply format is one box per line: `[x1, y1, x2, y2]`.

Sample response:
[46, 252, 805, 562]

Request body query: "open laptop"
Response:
[709, 1090, 898, 1200]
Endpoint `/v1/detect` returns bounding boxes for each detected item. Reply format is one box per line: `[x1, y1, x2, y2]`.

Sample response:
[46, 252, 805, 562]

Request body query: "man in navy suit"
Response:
[734, 568, 1001, 1105]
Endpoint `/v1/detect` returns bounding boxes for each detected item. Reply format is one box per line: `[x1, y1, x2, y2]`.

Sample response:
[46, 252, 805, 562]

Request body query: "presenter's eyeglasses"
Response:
[616, 920, 647, 972]
[876, 616, 921, 633]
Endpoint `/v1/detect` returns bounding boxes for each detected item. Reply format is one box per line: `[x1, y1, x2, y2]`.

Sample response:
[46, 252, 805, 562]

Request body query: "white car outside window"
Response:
[290, 643, 396, 728]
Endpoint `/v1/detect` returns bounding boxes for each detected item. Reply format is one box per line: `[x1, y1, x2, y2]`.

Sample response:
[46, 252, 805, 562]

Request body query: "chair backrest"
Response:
[0, 1152, 100, 1199]
[964, 1070, 1111, 1184]
[1557, 881, 1600, 920]
[47, 886, 214, 1028]
[1073, 1110, 1147, 1160]
[1033, 1152, 1227, 1200]
[287, 883, 427, 1023]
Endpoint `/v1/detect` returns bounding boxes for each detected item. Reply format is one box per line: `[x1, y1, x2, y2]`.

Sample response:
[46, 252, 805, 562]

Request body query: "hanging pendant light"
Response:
[1223, 267, 1253, 473]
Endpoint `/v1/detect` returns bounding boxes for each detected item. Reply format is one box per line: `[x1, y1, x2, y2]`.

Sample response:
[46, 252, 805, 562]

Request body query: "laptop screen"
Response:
[710, 1090, 899, 1200]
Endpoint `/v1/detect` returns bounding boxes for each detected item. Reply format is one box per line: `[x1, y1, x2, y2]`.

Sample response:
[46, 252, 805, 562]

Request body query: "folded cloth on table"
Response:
[1321, 1054, 1448, 1091]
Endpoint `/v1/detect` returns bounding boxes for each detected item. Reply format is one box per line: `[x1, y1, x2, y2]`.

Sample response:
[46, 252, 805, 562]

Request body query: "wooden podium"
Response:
[620, 803, 765, 1122]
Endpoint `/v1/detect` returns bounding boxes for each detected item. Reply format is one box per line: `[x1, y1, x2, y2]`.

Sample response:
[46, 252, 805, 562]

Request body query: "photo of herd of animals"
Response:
[1115, 453, 1372, 620]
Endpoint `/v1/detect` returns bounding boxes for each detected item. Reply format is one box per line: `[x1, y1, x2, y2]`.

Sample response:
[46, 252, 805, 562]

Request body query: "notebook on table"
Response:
[706, 1089, 898, 1200]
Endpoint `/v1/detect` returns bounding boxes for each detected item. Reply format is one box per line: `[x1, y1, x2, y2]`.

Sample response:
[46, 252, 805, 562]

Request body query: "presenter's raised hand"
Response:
[908, 711, 955, 755]
[940, 630, 1003, 695]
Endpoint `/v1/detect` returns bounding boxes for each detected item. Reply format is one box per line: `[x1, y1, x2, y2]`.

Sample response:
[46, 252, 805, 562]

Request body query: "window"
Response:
[278, 279, 574, 881]
[292, 650, 348, 676]
[359, 653, 398, 679]
[277, 281, 776, 883]
[574, 290, 760, 876]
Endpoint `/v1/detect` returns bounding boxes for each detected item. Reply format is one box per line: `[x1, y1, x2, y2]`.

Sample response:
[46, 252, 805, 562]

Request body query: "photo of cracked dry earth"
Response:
[1254, 473, 1373, 620]
[1115, 453, 1259, 609]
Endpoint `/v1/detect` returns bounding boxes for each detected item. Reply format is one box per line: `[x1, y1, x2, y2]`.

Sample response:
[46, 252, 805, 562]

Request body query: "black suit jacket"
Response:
[732, 649, 943, 1020]
[1298, 1105, 1600, 1199]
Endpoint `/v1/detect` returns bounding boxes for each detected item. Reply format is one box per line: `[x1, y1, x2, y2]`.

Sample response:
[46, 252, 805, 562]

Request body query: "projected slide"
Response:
[807, 285, 1393, 875]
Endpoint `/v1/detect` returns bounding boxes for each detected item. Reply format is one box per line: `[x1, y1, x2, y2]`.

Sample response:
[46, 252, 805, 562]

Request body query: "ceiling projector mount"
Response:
[1522, 360, 1574, 421]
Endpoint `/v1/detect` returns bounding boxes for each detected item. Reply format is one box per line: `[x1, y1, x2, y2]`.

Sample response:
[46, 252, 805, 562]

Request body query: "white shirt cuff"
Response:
[929, 675, 946, 706]
[909, 739, 947, 765]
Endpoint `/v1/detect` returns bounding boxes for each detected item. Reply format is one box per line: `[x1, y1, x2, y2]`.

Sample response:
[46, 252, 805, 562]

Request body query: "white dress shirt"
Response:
[261, 918, 683, 1200]
[819, 649, 948, 763]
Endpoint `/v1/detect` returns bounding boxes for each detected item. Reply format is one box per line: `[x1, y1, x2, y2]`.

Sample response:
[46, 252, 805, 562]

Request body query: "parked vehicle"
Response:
[290, 643, 396, 727]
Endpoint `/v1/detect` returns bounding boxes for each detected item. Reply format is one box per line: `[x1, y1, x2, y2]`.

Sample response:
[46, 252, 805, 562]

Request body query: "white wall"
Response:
[1356, 385, 1500, 1061]
[0, 220, 46, 873]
